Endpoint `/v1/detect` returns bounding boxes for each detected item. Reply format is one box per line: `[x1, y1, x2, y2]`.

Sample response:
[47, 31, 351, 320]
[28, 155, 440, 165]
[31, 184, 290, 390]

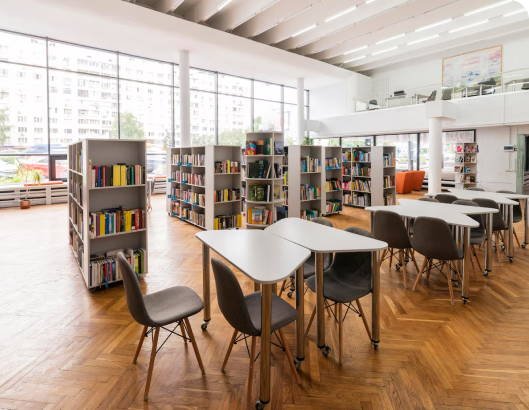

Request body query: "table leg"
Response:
[295, 265, 305, 367]
[315, 252, 329, 356]
[507, 204, 514, 262]
[201, 243, 210, 331]
[257, 284, 272, 409]
[371, 250, 380, 350]
[485, 213, 493, 276]
[455, 226, 462, 280]
[462, 227, 471, 303]
[524, 199, 529, 248]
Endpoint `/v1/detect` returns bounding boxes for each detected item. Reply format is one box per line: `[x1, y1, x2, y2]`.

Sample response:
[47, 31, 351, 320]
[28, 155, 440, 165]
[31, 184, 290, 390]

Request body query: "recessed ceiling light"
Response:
[343, 45, 368, 55]
[325, 6, 357, 22]
[465, 0, 511, 16]
[292, 24, 317, 37]
[344, 55, 366, 63]
[376, 33, 405, 45]
[449, 20, 489, 33]
[218, 0, 232, 11]
[504, 9, 526, 17]
[407, 34, 439, 45]
[415, 18, 452, 32]
[372, 46, 398, 55]
[366, 0, 375, 3]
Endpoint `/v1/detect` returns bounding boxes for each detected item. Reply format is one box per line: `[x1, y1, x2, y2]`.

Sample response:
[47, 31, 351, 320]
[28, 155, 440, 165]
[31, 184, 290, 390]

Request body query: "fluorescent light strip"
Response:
[325, 6, 357, 22]
[504, 9, 526, 17]
[366, 0, 375, 3]
[449, 20, 489, 33]
[372, 46, 398, 55]
[465, 0, 511, 16]
[254, 23, 278, 37]
[344, 55, 366, 63]
[376, 33, 405, 44]
[218, 0, 232, 11]
[343, 45, 368, 55]
[407, 34, 439, 45]
[415, 18, 452, 32]
[292, 24, 317, 37]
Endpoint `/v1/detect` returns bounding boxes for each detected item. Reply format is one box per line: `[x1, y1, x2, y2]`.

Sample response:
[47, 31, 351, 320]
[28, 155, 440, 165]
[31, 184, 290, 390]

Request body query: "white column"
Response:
[297, 78, 305, 144]
[179, 50, 190, 147]
[428, 117, 443, 194]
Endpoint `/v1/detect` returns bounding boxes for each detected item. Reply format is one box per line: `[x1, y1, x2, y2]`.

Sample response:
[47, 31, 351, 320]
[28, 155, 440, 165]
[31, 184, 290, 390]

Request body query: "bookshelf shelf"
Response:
[88, 184, 146, 190]
[91, 228, 147, 239]
[69, 193, 82, 208]
[69, 169, 83, 176]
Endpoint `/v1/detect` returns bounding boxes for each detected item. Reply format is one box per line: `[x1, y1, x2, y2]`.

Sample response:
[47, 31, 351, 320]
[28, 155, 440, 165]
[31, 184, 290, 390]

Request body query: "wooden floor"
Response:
[1, 192, 529, 410]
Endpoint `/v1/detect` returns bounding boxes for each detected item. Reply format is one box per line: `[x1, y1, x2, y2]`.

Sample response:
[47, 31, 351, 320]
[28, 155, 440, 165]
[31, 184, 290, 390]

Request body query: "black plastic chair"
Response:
[453, 199, 484, 279]
[435, 193, 458, 204]
[305, 227, 376, 361]
[472, 198, 508, 261]
[522, 83, 529, 90]
[497, 190, 523, 248]
[441, 88, 452, 100]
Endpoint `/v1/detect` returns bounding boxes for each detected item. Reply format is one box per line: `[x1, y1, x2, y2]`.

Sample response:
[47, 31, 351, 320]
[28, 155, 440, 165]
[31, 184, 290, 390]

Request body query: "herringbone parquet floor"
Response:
[1, 192, 529, 410]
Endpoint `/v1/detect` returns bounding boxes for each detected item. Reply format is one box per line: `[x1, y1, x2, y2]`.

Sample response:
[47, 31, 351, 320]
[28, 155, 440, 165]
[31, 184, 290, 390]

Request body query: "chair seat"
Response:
[144, 286, 204, 327]
[471, 230, 485, 245]
[305, 269, 372, 304]
[245, 292, 298, 335]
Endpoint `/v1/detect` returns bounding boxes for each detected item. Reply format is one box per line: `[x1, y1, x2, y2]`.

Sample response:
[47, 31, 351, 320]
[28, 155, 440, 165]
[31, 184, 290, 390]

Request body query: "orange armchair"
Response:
[396, 171, 413, 194]
[409, 170, 425, 191]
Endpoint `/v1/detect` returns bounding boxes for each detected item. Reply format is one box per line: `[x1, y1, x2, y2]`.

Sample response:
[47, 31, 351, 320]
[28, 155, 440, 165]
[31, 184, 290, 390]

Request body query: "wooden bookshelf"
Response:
[322, 146, 343, 216]
[455, 143, 478, 189]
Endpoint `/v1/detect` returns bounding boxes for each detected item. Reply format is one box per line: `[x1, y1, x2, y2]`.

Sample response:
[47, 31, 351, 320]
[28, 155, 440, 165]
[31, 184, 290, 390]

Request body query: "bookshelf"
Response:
[241, 146, 246, 216]
[455, 143, 478, 189]
[244, 132, 286, 228]
[166, 145, 242, 230]
[68, 138, 148, 292]
[322, 146, 343, 216]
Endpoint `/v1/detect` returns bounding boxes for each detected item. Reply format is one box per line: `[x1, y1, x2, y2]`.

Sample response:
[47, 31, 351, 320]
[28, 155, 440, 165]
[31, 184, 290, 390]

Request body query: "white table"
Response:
[366, 204, 479, 303]
[196, 230, 310, 409]
[265, 218, 388, 354]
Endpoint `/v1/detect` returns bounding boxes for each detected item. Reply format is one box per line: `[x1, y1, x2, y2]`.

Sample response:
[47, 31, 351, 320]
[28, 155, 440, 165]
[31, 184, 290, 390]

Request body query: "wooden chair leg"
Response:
[278, 328, 302, 385]
[144, 327, 160, 401]
[499, 231, 507, 254]
[305, 305, 316, 337]
[324, 299, 332, 317]
[452, 261, 462, 283]
[179, 321, 187, 344]
[221, 328, 238, 371]
[514, 230, 521, 247]
[379, 249, 387, 269]
[246, 336, 257, 409]
[447, 264, 455, 306]
[338, 303, 343, 364]
[410, 249, 420, 273]
[278, 279, 287, 297]
[472, 245, 483, 273]
[426, 259, 433, 280]
[388, 248, 394, 270]
[355, 299, 371, 339]
[183, 318, 205, 374]
[412, 258, 428, 291]
[495, 233, 502, 261]
[399, 250, 407, 289]
[133, 325, 148, 364]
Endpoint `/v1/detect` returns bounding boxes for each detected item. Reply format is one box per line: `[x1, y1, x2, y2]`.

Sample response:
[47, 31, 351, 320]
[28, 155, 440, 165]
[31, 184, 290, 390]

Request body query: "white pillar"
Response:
[297, 78, 305, 144]
[428, 117, 443, 194]
[179, 50, 190, 147]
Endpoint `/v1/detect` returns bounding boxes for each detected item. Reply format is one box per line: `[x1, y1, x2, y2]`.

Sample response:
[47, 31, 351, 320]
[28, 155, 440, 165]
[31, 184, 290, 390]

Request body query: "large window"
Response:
[376, 134, 417, 171]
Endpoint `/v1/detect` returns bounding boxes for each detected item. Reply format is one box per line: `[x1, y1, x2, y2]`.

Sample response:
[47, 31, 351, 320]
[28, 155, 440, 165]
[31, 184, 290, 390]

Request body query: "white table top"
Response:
[196, 230, 310, 285]
[451, 188, 529, 200]
[398, 199, 499, 215]
[425, 190, 518, 205]
[265, 218, 388, 253]
[366, 205, 479, 228]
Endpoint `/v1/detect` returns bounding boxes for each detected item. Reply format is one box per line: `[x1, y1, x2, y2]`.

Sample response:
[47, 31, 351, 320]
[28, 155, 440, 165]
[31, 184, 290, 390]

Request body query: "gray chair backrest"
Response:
[441, 88, 452, 100]
[211, 257, 259, 336]
[117, 252, 151, 326]
[372, 210, 411, 249]
[424, 90, 437, 102]
[466, 187, 485, 191]
[496, 190, 522, 222]
[435, 194, 458, 204]
[418, 197, 439, 203]
[471, 198, 506, 231]
[452, 199, 484, 233]
[522, 83, 529, 90]
[411, 217, 462, 260]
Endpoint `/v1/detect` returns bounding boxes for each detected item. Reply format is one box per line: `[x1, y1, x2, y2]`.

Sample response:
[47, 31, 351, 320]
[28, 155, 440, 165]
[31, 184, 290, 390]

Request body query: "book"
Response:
[246, 141, 257, 155]
[274, 141, 284, 155]
[252, 209, 263, 224]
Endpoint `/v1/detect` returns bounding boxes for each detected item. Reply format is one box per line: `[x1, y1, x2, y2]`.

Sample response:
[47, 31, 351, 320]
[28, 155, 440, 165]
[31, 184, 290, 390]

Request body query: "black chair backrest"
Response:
[441, 88, 452, 100]
[372, 210, 411, 249]
[435, 194, 458, 204]
[466, 187, 485, 191]
[411, 217, 462, 261]
[424, 90, 437, 102]
[522, 83, 529, 90]
[211, 257, 259, 336]
[471, 198, 506, 232]
[452, 199, 484, 233]
[369, 100, 377, 105]
[117, 252, 151, 326]
[418, 197, 439, 203]
[496, 190, 523, 222]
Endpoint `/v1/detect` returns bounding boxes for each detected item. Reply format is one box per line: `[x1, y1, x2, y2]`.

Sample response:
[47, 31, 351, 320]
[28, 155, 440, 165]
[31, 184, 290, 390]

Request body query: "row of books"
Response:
[383, 175, 395, 188]
[70, 179, 82, 205]
[325, 178, 341, 192]
[301, 184, 321, 201]
[383, 153, 395, 167]
[457, 145, 479, 153]
[182, 208, 205, 228]
[283, 171, 288, 186]
[353, 164, 371, 177]
[301, 209, 320, 221]
[301, 157, 321, 173]
[455, 166, 473, 174]
[89, 248, 146, 287]
[71, 148, 82, 173]
[344, 193, 371, 207]
[181, 191, 204, 207]
[460, 175, 476, 183]
[345, 179, 371, 192]
[384, 195, 394, 206]
[189, 174, 205, 186]
[70, 203, 84, 239]
[247, 161, 279, 179]
[215, 161, 240, 174]
[171, 171, 181, 183]
[245, 139, 284, 155]
[69, 226, 83, 265]
[456, 155, 477, 163]
[248, 183, 273, 202]
[171, 154, 205, 166]
[282, 187, 288, 204]
[214, 214, 242, 230]
[170, 187, 180, 200]
[89, 207, 146, 237]
[247, 206, 287, 225]
[181, 190, 192, 203]
[342, 166, 351, 176]
[171, 172, 204, 185]
[352, 150, 371, 162]
[325, 157, 340, 170]
[214, 188, 240, 203]
[325, 199, 342, 214]
[90, 163, 145, 187]
[343, 151, 352, 162]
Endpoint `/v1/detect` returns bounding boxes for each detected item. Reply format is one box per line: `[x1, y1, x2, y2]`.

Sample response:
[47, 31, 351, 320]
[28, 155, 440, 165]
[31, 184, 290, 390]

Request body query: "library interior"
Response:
[2, 0, 529, 409]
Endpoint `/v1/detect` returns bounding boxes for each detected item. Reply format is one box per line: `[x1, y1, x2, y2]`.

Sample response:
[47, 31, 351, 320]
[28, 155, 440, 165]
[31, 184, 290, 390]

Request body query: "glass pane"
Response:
[119, 80, 172, 154]
[48, 41, 118, 77]
[0, 31, 46, 67]
[173, 65, 180, 88]
[49, 69, 117, 152]
[342, 137, 373, 148]
[376, 134, 417, 171]
[119, 54, 172, 86]
[191, 90, 215, 146]
[305, 90, 309, 106]
[190, 68, 215, 92]
[284, 87, 297, 104]
[147, 154, 166, 177]
[52, 157, 68, 180]
[254, 100, 281, 132]
[218, 74, 251, 97]
[174, 88, 180, 147]
[283, 103, 298, 146]
[218, 94, 251, 146]
[313, 138, 340, 146]
[0, 155, 50, 186]
[0, 63, 48, 153]
[254, 81, 281, 101]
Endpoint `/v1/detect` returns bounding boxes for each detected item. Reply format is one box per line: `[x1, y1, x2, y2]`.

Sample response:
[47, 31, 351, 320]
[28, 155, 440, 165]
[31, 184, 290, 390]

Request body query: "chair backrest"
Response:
[372, 210, 411, 249]
[522, 83, 529, 90]
[117, 252, 151, 326]
[369, 100, 377, 105]
[425, 90, 437, 102]
[210, 257, 259, 336]
[466, 187, 485, 191]
[418, 197, 439, 203]
[411, 217, 462, 261]
[471, 198, 506, 232]
[441, 88, 452, 100]
[496, 190, 523, 221]
[452, 199, 484, 233]
[434, 193, 458, 204]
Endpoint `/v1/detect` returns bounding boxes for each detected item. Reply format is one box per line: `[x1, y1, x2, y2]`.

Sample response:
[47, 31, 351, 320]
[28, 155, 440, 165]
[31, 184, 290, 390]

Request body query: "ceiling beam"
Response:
[183, 0, 229, 23]
[153, 0, 185, 13]
[208, 0, 277, 32]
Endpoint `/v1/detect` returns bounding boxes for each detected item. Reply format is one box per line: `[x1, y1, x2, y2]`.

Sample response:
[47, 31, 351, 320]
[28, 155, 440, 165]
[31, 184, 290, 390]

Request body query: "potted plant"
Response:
[15, 159, 42, 209]
[302, 135, 313, 146]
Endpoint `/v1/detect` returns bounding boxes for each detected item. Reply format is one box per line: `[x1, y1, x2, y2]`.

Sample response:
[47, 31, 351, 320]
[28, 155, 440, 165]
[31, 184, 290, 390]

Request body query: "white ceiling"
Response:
[130, 0, 529, 72]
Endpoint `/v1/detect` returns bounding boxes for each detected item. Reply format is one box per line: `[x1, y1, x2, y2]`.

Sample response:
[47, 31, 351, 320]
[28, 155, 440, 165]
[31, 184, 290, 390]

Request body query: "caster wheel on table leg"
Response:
[320, 346, 331, 357]
[395, 264, 401, 271]
[463, 299, 468, 304]
[255, 401, 267, 410]
[201, 321, 209, 331]
[373, 343, 379, 350]
[287, 291, 293, 298]
[483, 270, 489, 276]
[293, 359, 302, 370]
[522, 243, 526, 249]
[509, 258, 513, 263]
[501, 245, 505, 251]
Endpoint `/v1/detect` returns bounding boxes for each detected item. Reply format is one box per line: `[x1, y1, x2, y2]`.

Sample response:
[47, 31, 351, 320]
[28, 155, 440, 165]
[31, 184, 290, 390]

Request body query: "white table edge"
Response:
[397, 199, 499, 214]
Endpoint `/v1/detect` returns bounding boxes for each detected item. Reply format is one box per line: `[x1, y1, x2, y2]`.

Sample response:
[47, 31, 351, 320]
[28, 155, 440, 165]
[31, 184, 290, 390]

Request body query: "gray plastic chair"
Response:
[279, 217, 333, 298]
[441, 88, 452, 101]
[466, 187, 485, 191]
[411, 217, 463, 305]
[305, 227, 376, 360]
[497, 190, 523, 247]
[423, 90, 437, 103]
[117, 253, 205, 401]
[419, 197, 440, 203]
[453, 199, 484, 278]
[472, 198, 508, 261]
[372, 210, 419, 288]
[435, 193, 458, 204]
[211, 258, 301, 407]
